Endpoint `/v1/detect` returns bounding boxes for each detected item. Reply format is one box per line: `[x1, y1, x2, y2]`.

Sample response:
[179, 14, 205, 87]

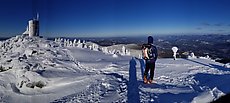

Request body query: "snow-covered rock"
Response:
[199, 55, 211, 59]
[188, 52, 197, 59]
[0, 35, 84, 102]
[224, 63, 230, 68]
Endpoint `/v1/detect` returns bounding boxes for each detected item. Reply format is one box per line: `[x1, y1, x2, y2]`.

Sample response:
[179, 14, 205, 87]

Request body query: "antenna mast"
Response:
[37, 13, 39, 20]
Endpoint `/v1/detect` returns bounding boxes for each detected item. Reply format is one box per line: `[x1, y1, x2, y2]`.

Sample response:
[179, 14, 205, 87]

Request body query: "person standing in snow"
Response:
[142, 36, 158, 84]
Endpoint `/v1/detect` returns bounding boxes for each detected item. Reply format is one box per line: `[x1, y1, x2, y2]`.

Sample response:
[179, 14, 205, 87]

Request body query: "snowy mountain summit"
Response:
[0, 35, 86, 102]
[0, 35, 230, 103]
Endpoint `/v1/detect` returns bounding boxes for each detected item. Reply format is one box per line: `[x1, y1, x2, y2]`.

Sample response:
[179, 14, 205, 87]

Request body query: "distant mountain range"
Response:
[0, 37, 10, 41]
[56, 34, 229, 63]
[1, 34, 229, 63]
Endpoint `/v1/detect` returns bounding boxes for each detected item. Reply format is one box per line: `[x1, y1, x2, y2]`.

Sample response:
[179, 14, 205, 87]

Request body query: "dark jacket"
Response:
[142, 43, 158, 63]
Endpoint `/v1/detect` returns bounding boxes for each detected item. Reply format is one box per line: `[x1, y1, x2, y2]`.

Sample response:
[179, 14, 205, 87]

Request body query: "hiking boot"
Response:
[149, 79, 157, 84]
[143, 76, 148, 84]
[148, 79, 153, 84]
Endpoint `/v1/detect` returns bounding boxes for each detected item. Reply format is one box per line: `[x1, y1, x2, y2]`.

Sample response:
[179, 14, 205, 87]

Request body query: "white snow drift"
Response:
[0, 35, 229, 103]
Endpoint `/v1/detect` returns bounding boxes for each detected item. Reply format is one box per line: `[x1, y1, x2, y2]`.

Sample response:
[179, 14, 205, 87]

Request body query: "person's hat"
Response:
[148, 36, 153, 44]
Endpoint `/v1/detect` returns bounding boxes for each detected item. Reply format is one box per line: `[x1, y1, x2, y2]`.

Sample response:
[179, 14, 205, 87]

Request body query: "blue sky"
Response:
[0, 0, 230, 37]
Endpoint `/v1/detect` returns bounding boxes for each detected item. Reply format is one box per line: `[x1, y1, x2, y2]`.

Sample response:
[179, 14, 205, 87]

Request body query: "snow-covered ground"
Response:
[0, 35, 230, 103]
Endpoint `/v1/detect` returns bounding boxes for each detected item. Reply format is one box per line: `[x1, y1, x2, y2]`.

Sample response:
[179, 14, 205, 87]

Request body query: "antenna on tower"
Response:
[37, 13, 39, 20]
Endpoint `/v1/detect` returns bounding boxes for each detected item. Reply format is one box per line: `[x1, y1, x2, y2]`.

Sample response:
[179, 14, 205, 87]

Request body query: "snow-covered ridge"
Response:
[0, 35, 133, 103]
[0, 35, 230, 103]
[0, 35, 85, 97]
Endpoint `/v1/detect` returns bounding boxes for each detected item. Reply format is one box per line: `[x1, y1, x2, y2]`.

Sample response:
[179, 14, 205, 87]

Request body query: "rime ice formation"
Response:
[172, 46, 178, 60]
[0, 35, 84, 101]
[224, 63, 230, 68]
[188, 52, 197, 59]
[54, 38, 131, 56]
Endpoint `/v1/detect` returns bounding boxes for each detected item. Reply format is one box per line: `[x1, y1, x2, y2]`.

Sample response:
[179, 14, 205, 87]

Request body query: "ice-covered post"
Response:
[64, 39, 66, 47]
[122, 46, 126, 55]
[102, 47, 108, 54]
[189, 52, 196, 59]
[172, 47, 178, 60]
[89, 45, 92, 50]
[77, 40, 81, 44]
[73, 39, 77, 47]
[69, 41, 73, 47]
[126, 49, 131, 55]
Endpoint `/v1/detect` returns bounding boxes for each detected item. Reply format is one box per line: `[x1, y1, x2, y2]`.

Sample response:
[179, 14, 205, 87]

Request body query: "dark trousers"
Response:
[144, 62, 155, 80]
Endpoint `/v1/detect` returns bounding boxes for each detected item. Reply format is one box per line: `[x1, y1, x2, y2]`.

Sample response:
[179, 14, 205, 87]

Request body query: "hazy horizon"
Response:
[1, 33, 230, 39]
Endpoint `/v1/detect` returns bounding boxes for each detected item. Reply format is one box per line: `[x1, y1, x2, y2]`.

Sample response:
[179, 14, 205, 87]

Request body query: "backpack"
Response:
[142, 44, 156, 60]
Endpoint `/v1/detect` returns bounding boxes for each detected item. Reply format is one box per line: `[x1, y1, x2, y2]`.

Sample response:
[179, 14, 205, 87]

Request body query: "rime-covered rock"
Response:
[0, 35, 81, 94]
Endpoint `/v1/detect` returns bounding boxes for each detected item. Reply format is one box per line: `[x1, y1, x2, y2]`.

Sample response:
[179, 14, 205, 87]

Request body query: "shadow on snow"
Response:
[127, 58, 230, 103]
[128, 58, 197, 103]
[128, 57, 141, 103]
[193, 73, 230, 93]
[184, 58, 230, 72]
[136, 57, 145, 80]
